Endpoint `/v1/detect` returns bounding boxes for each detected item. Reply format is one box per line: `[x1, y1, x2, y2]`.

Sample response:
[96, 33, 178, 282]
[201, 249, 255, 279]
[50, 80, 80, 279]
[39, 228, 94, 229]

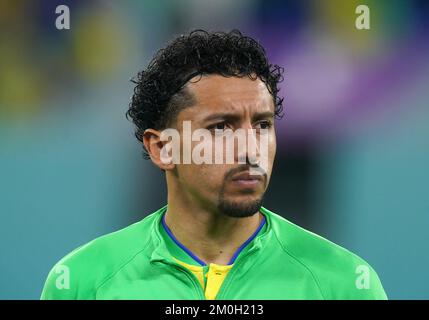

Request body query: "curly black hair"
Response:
[126, 29, 284, 159]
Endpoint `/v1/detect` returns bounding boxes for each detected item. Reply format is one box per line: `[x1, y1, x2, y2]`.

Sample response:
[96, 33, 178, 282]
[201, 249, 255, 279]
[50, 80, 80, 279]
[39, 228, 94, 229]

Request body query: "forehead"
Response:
[179, 74, 274, 121]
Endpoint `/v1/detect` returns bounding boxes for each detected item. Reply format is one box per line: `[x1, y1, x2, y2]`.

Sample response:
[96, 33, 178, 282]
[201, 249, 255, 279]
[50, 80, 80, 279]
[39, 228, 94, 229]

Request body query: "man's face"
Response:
[171, 74, 277, 218]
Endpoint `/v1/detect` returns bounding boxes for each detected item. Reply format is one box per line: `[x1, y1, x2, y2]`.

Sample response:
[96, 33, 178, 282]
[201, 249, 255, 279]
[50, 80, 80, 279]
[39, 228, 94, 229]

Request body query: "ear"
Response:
[142, 129, 176, 171]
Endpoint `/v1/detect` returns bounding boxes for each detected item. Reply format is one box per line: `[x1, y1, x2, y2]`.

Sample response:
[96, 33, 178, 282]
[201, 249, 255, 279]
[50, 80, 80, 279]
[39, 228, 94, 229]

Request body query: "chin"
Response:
[217, 196, 263, 218]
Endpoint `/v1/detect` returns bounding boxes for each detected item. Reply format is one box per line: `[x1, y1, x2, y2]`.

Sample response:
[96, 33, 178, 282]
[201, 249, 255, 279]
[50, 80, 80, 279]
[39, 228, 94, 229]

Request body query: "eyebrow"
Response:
[252, 111, 275, 121]
[202, 111, 275, 123]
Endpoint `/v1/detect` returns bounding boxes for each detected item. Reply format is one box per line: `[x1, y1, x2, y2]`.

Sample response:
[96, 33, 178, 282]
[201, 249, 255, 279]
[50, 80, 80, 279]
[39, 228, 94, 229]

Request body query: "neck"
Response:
[164, 179, 263, 266]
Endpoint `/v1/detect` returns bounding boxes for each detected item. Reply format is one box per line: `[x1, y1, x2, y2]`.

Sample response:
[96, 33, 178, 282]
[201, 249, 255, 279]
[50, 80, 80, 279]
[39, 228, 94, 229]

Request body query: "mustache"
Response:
[224, 164, 267, 180]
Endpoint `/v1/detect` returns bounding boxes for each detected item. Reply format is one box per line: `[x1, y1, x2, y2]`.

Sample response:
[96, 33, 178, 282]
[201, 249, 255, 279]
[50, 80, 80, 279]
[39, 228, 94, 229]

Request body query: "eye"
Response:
[214, 122, 227, 130]
[255, 120, 272, 130]
[208, 122, 228, 132]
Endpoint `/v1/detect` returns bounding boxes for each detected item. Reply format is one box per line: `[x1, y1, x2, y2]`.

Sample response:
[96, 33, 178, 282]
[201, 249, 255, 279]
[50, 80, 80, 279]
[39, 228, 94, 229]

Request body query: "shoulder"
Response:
[262, 207, 388, 299]
[41, 211, 160, 300]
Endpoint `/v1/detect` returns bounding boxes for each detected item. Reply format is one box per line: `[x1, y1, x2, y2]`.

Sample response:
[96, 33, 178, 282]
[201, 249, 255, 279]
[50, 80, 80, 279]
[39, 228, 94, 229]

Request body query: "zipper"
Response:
[162, 260, 206, 300]
[214, 246, 259, 300]
[216, 212, 268, 299]
[152, 212, 206, 299]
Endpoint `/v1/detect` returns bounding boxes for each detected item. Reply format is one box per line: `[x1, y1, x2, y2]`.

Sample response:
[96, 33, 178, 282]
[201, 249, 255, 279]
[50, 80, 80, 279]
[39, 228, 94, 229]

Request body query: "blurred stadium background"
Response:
[0, 0, 428, 299]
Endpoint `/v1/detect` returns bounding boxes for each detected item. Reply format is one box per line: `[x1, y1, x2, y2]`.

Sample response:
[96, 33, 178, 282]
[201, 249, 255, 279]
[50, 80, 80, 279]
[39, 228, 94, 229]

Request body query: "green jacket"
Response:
[41, 206, 387, 299]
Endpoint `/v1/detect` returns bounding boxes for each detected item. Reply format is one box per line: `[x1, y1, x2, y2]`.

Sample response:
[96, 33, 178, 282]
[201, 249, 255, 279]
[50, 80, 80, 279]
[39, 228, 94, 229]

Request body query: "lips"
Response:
[230, 171, 264, 191]
[231, 171, 263, 181]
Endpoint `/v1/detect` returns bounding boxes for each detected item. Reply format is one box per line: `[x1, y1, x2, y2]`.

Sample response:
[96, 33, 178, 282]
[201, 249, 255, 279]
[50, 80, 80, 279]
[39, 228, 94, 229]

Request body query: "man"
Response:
[41, 30, 387, 299]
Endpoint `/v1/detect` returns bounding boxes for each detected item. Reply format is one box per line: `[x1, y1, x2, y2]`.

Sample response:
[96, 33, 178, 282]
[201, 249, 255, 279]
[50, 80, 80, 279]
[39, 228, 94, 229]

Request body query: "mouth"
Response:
[231, 171, 263, 188]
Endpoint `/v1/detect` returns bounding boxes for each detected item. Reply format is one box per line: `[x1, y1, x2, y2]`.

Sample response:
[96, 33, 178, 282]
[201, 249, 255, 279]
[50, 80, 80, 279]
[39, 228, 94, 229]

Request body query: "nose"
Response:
[236, 124, 260, 166]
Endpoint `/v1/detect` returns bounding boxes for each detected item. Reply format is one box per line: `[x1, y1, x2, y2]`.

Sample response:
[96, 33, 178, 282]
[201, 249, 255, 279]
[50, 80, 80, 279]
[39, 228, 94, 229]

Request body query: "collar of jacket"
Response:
[149, 205, 272, 271]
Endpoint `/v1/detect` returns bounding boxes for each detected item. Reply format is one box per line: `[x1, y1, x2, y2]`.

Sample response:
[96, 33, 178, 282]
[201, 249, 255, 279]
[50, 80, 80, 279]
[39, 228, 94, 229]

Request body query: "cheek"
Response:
[258, 131, 276, 172]
[182, 163, 225, 190]
[264, 133, 276, 179]
[270, 134, 277, 159]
